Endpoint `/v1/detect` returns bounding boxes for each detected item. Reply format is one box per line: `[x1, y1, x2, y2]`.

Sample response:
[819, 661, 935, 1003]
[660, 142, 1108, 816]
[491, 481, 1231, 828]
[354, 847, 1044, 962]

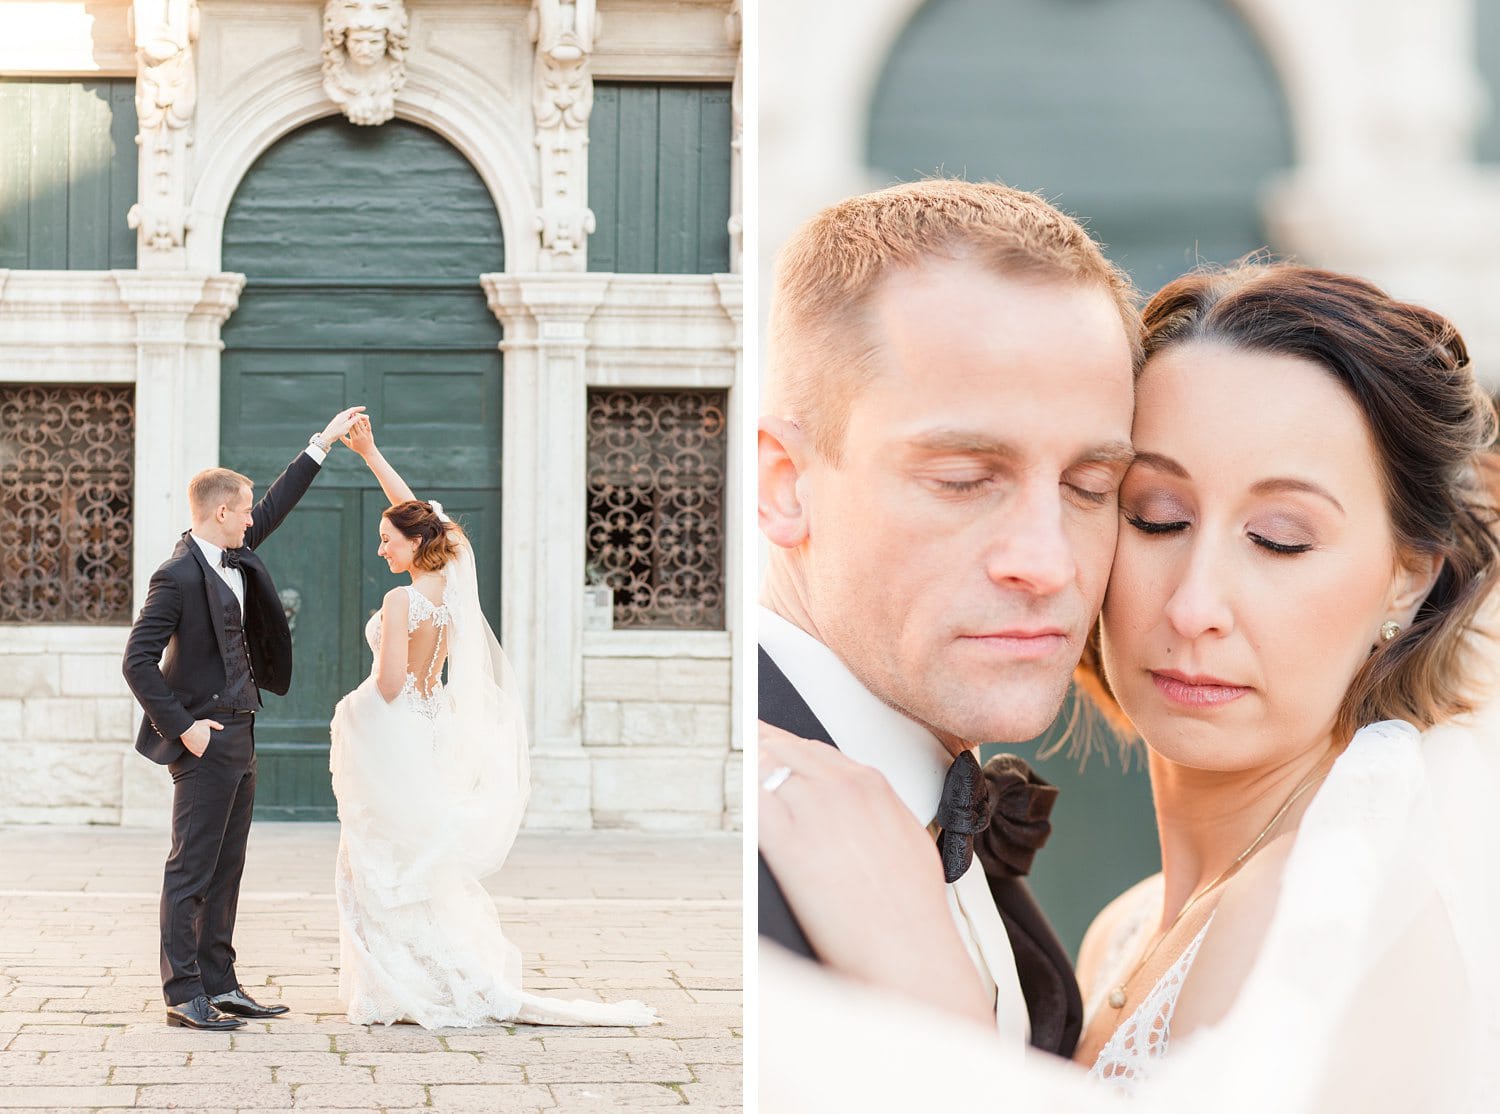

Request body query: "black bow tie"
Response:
[935, 751, 1059, 884]
[935, 750, 991, 883]
[220, 548, 245, 570]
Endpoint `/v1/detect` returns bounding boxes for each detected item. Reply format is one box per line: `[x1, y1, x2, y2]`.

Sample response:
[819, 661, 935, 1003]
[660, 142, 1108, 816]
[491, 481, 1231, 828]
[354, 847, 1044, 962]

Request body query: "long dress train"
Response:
[330, 534, 656, 1028]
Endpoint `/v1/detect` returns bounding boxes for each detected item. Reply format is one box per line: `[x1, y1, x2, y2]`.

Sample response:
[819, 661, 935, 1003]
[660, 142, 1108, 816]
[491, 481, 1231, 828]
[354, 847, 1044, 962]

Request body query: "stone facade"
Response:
[0, 0, 743, 831]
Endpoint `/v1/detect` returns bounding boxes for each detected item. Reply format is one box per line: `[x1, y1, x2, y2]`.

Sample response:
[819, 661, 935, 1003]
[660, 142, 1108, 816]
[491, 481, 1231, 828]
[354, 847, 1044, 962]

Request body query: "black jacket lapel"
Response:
[757, 647, 832, 959]
[756, 643, 1083, 1058]
[182, 534, 228, 665]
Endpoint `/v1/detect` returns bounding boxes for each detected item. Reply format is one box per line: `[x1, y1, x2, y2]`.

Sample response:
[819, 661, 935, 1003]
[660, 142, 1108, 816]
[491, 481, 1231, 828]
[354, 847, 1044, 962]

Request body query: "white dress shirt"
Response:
[760, 606, 1031, 1045]
[191, 534, 245, 614]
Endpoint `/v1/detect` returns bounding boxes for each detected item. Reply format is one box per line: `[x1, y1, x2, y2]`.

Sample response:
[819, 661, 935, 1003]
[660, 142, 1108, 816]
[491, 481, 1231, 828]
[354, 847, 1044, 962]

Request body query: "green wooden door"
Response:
[870, 0, 1294, 955]
[868, 0, 1293, 294]
[0, 78, 137, 269]
[220, 116, 505, 820]
[588, 82, 733, 273]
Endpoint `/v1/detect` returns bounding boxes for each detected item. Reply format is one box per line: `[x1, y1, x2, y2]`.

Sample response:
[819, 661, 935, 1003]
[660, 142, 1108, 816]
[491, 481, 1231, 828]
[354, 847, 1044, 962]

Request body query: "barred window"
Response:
[0, 385, 134, 623]
[586, 389, 727, 629]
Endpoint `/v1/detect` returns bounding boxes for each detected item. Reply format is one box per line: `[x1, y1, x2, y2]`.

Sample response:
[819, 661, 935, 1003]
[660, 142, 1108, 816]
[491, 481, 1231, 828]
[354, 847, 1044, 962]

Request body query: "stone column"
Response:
[529, 0, 598, 272]
[483, 273, 609, 829]
[715, 273, 743, 829]
[128, 1, 200, 269]
[113, 270, 243, 826]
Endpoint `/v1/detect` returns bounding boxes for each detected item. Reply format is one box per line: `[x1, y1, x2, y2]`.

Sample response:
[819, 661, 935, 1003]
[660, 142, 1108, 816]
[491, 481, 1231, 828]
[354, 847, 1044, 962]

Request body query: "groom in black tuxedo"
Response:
[757, 180, 1142, 1057]
[123, 405, 364, 1029]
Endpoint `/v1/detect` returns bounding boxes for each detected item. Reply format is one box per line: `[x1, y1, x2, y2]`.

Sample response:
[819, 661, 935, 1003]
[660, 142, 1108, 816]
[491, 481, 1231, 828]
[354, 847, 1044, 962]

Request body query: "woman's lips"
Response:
[1151, 670, 1251, 708]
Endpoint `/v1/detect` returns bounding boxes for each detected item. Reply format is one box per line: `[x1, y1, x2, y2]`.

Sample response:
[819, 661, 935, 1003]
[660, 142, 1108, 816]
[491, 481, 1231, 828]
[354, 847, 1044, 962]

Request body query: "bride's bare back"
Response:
[402, 579, 449, 698]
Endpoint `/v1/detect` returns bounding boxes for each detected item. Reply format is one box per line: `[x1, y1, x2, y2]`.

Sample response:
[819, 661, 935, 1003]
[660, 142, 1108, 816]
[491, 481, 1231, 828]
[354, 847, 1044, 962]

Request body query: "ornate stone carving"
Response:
[134, 1, 198, 130]
[529, 0, 599, 268]
[128, 1, 200, 258]
[321, 0, 409, 126]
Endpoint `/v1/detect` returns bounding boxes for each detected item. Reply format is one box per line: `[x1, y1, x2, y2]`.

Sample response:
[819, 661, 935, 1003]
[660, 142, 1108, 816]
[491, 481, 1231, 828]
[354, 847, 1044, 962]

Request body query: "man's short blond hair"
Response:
[766, 179, 1144, 462]
[188, 467, 253, 519]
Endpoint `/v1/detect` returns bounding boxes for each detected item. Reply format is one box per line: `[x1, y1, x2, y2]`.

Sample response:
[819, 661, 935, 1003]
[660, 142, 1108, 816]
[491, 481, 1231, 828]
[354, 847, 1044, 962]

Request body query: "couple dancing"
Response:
[123, 408, 655, 1032]
[758, 180, 1500, 1109]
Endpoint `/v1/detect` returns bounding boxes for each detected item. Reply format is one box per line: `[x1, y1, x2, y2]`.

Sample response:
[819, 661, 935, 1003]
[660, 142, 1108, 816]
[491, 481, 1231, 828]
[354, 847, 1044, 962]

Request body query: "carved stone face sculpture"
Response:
[345, 28, 387, 68]
[321, 0, 408, 126]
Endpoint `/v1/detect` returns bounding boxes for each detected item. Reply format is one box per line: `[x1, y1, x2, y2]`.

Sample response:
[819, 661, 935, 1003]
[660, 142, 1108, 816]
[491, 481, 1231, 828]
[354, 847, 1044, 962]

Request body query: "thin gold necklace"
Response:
[1107, 754, 1334, 1011]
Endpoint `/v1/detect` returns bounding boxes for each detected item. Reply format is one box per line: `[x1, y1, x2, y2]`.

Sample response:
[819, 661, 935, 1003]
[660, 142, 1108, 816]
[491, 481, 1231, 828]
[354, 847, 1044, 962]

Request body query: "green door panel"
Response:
[0, 78, 137, 269]
[250, 486, 364, 822]
[220, 115, 504, 820]
[221, 117, 503, 280]
[867, 0, 1293, 293]
[588, 83, 732, 274]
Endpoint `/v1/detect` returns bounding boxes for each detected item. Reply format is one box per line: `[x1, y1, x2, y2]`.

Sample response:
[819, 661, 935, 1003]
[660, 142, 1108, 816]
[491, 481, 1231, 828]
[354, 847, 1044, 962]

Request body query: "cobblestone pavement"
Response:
[0, 825, 742, 1112]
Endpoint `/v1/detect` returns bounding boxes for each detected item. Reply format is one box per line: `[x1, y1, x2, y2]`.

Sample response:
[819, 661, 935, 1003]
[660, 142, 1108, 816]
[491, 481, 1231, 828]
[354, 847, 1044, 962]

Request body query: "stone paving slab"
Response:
[0, 826, 742, 1111]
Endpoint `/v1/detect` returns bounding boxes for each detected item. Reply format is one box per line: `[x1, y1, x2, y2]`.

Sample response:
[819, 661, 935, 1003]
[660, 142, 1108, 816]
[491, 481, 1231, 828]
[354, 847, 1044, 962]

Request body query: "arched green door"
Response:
[221, 116, 505, 820]
[870, 0, 1294, 955]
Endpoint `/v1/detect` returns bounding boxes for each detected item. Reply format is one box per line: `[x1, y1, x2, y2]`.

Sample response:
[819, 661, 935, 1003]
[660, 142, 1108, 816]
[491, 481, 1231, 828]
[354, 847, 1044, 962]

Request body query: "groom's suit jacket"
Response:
[123, 451, 322, 766]
[758, 647, 1084, 1058]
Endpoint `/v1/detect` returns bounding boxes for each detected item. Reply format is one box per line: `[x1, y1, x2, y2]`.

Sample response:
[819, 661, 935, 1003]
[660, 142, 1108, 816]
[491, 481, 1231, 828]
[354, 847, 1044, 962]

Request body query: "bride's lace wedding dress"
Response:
[1086, 897, 1214, 1093]
[328, 534, 656, 1029]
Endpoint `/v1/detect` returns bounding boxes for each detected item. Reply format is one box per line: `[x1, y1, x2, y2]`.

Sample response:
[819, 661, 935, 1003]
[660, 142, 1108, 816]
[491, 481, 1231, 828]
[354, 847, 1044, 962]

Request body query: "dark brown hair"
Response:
[1080, 263, 1499, 742]
[382, 500, 465, 572]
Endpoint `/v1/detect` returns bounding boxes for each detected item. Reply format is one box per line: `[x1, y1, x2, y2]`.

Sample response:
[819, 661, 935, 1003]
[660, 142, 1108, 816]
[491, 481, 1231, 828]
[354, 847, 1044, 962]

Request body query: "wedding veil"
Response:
[433, 502, 531, 881]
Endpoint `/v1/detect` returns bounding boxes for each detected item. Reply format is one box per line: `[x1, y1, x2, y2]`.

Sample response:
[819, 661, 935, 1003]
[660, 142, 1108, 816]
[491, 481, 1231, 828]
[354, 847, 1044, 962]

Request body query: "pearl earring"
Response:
[1380, 621, 1402, 642]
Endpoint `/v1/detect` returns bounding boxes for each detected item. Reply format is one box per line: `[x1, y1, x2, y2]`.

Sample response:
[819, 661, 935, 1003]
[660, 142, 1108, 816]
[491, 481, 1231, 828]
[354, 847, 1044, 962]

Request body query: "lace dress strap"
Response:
[398, 585, 452, 719]
[1089, 912, 1215, 1094]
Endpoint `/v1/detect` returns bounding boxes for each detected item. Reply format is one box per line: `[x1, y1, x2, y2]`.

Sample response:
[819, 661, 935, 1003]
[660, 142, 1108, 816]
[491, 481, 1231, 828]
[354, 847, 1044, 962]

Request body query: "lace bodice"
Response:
[364, 584, 452, 720]
[1087, 901, 1215, 1095]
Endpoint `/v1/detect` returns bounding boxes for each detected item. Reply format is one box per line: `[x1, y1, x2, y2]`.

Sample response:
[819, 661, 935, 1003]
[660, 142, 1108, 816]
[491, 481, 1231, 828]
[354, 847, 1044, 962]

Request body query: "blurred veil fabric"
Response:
[330, 521, 656, 1028]
[763, 624, 1500, 1111]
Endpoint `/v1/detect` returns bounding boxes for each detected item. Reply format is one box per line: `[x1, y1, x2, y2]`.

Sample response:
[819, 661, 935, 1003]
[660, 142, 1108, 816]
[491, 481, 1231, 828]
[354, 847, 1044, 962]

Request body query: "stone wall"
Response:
[581, 634, 739, 831]
[0, 629, 134, 824]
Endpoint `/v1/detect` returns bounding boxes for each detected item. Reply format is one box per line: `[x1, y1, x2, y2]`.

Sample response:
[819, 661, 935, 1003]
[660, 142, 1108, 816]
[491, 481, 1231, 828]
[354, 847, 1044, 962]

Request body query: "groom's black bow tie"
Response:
[935, 751, 1059, 884]
[935, 750, 991, 884]
[220, 548, 245, 570]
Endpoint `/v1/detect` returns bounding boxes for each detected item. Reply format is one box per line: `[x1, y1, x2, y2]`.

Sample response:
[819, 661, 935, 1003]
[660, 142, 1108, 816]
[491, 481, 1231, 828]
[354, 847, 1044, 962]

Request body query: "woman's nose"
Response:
[1163, 545, 1235, 640]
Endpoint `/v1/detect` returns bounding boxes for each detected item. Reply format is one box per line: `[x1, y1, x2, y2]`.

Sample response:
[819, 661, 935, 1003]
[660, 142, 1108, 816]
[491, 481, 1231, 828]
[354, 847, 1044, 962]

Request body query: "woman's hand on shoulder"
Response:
[758, 722, 994, 1028]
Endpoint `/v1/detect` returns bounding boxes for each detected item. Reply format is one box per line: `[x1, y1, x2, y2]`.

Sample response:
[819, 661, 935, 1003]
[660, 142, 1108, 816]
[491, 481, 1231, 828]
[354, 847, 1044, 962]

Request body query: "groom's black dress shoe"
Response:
[166, 994, 245, 1029]
[209, 986, 289, 1018]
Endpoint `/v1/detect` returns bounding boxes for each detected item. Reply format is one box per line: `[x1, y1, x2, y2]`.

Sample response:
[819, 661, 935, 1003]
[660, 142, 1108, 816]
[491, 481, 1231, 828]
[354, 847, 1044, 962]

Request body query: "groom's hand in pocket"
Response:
[181, 718, 223, 758]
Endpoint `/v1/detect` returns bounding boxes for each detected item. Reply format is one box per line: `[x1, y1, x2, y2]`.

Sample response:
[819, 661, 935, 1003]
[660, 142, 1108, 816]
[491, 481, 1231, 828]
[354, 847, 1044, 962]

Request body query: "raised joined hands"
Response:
[319, 405, 367, 448]
[341, 413, 375, 456]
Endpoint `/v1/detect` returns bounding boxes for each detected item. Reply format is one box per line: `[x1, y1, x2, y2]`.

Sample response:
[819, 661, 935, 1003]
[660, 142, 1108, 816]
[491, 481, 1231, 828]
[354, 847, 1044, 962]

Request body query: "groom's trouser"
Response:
[160, 711, 257, 1005]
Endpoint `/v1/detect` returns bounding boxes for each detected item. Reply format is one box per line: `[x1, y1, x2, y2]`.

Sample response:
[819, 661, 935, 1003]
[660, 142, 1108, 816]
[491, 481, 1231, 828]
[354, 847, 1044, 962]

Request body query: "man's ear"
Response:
[1388, 549, 1444, 624]
[759, 416, 812, 549]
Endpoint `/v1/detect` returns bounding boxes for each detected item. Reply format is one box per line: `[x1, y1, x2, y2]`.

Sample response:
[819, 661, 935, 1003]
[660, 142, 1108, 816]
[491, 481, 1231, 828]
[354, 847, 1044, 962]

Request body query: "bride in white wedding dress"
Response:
[759, 263, 1500, 1111]
[328, 415, 656, 1029]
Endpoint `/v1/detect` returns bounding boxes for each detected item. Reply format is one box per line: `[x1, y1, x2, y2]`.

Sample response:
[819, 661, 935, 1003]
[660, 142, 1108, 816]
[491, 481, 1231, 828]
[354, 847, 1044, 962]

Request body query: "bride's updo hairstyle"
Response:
[1080, 262, 1499, 743]
[382, 500, 466, 572]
